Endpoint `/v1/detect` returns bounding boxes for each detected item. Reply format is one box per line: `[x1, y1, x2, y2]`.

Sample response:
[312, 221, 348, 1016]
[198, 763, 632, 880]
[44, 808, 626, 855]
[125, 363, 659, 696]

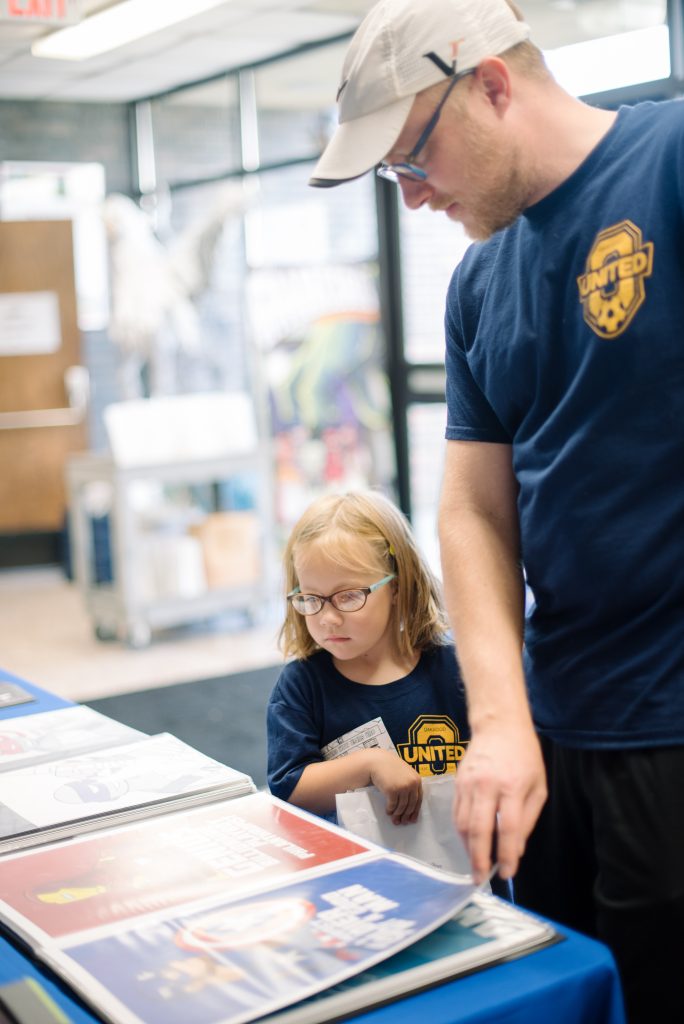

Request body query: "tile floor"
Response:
[0, 567, 282, 704]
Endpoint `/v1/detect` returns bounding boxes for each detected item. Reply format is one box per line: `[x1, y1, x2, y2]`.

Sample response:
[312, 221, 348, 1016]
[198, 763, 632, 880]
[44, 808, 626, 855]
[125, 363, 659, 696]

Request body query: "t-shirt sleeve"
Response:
[444, 255, 510, 444]
[266, 664, 324, 802]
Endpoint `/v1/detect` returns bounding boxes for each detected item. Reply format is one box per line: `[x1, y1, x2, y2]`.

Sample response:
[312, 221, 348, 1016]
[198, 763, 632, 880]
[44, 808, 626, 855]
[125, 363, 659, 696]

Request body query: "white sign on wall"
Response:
[0, 291, 61, 356]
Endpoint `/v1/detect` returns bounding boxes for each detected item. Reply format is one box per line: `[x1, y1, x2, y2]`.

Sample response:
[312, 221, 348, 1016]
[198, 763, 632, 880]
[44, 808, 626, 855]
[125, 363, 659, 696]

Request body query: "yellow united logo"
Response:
[577, 220, 653, 339]
[397, 715, 466, 777]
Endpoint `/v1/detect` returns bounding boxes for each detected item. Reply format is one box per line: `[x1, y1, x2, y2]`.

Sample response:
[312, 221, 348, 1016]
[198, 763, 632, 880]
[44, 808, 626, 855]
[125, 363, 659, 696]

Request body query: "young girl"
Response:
[267, 490, 469, 827]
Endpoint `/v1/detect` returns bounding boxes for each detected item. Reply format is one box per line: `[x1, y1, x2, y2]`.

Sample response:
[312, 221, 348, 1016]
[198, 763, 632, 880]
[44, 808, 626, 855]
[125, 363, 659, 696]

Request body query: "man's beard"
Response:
[433, 113, 533, 241]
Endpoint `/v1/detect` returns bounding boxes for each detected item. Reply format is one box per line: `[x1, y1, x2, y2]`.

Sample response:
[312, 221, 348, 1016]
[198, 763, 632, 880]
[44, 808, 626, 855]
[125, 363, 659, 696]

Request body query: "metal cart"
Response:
[65, 450, 274, 647]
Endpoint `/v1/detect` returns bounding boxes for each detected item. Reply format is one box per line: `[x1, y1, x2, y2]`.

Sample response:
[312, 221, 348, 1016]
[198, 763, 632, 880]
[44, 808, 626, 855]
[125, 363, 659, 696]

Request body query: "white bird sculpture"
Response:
[102, 186, 248, 398]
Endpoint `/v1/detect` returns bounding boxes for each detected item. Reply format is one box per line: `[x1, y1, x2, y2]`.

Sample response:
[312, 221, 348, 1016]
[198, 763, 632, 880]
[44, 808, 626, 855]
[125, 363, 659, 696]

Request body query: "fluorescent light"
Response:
[31, 0, 232, 61]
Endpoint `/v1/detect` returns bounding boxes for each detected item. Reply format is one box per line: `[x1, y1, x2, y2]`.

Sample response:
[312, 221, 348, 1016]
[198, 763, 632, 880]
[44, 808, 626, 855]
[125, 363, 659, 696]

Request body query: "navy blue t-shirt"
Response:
[445, 100, 684, 748]
[267, 644, 469, 802]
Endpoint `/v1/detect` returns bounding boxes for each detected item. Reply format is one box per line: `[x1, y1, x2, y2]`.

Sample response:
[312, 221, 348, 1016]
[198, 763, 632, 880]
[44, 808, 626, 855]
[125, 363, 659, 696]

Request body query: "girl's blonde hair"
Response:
[279, 490, 449, 660]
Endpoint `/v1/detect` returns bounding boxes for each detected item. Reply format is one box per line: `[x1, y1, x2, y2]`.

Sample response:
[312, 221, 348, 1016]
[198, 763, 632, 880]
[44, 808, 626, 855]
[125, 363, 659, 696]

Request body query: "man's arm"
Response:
[438, 439, 547, 882]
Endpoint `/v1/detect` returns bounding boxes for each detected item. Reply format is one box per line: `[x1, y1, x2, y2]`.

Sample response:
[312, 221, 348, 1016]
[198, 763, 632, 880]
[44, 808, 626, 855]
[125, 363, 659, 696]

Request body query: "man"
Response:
[308, 1, 684, 1021]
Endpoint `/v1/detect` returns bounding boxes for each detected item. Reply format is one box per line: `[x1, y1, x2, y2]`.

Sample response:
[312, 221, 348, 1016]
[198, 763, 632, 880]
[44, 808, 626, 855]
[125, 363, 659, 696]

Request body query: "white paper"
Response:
[336, 776, 484, 884]
[0, 291, 61, 355]
[321, 718, 396, 761]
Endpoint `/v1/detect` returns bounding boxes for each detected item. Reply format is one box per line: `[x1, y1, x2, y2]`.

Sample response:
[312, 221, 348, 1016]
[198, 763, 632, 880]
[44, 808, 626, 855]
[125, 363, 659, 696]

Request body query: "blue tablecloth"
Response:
[359, 924, 626, 1024]
[0, 667, 72, 719]
[0, 932, 95, 1024]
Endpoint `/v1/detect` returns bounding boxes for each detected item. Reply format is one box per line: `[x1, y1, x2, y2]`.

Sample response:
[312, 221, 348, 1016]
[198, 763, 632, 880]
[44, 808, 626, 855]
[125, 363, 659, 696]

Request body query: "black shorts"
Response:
[514, 738, 684, 1024]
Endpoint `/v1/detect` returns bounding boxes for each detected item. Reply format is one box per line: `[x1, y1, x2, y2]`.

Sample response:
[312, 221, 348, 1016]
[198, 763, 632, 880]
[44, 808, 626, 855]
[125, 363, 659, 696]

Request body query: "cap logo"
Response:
[450, 39, 464, 60]
[424, 39, 465, 77]
[424, 51, 454, 77]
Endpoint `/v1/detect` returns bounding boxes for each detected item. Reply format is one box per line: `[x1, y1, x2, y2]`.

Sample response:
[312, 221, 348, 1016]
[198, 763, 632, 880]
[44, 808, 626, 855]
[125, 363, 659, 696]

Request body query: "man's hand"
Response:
[453, 722, 546, 882]
[369, 750, 423, 825]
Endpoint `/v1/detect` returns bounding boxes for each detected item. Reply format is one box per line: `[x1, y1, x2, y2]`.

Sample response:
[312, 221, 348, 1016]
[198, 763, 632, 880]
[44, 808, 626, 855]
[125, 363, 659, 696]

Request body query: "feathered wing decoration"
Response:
[102, 187, 248, 398]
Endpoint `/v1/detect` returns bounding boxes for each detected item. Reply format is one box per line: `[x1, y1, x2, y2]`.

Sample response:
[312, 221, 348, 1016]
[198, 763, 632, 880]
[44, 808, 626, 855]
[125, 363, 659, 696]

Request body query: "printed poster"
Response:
[56, 857, 476, 1024]
[0, 793, 372, 941]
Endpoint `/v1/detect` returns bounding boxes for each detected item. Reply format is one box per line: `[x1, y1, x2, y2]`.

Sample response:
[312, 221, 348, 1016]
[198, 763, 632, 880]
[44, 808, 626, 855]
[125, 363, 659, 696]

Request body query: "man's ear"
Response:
[474, 57, 512, 115]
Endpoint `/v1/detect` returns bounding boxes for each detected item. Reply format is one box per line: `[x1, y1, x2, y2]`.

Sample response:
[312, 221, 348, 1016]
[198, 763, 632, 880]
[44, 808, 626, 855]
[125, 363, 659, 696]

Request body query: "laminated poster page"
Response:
[0, 791, 478, 1024]
[0, 733, 254, 854]
[0, 705, 144, 773]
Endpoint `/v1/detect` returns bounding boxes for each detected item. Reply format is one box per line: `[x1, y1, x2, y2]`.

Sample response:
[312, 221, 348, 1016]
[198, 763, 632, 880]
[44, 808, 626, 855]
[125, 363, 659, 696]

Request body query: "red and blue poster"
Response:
[56, 855, 476, 1024]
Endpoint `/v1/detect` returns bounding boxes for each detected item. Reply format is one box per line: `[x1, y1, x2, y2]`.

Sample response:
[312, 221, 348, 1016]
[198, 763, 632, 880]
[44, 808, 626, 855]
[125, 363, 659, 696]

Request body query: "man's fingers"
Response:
[455, 789, 498, 882]
[455, 782, 546, 882]
[489, 782, 548, 879]
[492, 804, 522, 880]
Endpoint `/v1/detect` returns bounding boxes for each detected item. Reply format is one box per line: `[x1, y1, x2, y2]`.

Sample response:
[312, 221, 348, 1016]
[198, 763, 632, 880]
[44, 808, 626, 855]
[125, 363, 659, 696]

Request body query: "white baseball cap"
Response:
[310, 0, 530, 187]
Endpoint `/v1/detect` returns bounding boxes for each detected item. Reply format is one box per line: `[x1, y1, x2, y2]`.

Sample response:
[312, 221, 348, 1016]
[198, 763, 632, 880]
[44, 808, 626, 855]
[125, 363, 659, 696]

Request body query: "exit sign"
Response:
[0, 0, 82, 22]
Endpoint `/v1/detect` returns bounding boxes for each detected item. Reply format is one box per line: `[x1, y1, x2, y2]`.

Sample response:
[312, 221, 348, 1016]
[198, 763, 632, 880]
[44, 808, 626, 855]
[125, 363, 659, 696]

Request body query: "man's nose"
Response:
[398, 176, 431, 210]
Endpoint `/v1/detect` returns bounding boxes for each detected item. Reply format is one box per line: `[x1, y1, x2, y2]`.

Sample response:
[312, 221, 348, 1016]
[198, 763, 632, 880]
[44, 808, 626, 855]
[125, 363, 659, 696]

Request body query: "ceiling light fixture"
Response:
[31, 0, 232, 61]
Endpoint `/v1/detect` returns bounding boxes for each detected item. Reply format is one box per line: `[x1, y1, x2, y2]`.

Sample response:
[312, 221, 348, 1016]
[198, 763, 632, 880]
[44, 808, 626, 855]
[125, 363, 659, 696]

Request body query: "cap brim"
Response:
[309, 93, 416, 188]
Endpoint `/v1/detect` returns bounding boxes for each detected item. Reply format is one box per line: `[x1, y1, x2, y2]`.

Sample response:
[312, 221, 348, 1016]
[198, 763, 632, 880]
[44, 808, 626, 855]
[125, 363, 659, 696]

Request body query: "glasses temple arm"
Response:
[368, 573, 396, 592]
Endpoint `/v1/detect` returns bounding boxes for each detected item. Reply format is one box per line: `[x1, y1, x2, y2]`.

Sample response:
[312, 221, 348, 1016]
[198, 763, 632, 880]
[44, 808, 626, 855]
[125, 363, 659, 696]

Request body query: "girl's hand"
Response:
[368, 749, 423, 825]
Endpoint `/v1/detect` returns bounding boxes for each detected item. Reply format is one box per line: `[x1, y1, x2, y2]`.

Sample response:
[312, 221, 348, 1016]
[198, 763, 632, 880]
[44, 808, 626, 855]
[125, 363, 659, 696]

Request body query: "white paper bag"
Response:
[336, 775, 486, 885]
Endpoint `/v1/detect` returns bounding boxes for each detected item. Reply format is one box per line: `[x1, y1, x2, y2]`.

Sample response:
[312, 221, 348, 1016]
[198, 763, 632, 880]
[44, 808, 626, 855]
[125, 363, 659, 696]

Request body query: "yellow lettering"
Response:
[400, 744, 468, 763]
[619, 255, 634, 276]
[579, 246, 652, 300]
[632, 249, 650, 274]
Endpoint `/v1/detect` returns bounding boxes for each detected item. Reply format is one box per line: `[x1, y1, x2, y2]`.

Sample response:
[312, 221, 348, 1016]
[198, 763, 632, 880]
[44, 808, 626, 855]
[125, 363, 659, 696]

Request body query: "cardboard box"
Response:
[189, 510, 261, 590]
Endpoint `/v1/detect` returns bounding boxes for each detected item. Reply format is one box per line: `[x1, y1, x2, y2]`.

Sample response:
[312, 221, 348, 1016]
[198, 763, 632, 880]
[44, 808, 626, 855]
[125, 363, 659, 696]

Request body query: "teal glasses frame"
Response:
[287, 573, 395, 615]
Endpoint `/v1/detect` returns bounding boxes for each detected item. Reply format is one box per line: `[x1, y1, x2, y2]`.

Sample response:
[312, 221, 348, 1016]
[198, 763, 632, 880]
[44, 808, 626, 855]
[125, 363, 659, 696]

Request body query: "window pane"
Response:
[523, 0, 669, 95]
[524, 0, 666, 49]
[408, 403, 447, 577]
[399, 201, 471, 364]
[545, 26, 669, 96]
[245, 161, 377, 267]
[245, 163, 395, 544]
[254, 42, 348, 166]
[151, 77, 240, 186]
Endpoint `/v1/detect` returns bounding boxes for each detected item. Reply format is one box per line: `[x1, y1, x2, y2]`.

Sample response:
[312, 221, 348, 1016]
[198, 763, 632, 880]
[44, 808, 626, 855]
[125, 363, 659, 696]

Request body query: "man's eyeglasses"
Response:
[377, 67, 475, 184]
[288, 574, 395, 616]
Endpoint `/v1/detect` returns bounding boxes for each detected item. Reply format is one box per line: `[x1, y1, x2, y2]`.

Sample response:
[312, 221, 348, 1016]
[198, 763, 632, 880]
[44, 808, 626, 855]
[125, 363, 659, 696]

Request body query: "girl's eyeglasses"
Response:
[288, 574, 395, 616]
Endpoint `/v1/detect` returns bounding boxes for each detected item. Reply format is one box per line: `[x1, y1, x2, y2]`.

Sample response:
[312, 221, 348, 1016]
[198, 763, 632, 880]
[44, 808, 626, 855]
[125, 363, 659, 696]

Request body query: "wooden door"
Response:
[0, 220, 86, 533]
